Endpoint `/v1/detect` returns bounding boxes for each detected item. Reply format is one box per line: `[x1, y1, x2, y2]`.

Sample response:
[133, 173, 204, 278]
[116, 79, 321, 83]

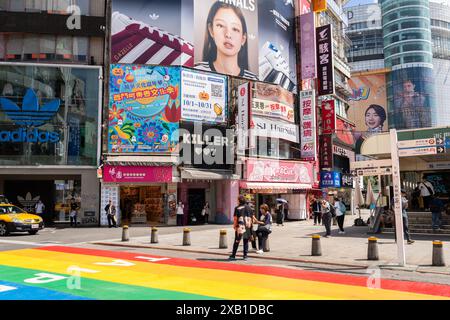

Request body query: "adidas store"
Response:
[0, 63, 102, 226]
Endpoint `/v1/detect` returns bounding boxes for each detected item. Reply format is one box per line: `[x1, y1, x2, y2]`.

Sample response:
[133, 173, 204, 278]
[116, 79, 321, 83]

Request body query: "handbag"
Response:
[257, 225, 272, 234]
[252, 223, 259, 231]
[201, 209, 206, 216]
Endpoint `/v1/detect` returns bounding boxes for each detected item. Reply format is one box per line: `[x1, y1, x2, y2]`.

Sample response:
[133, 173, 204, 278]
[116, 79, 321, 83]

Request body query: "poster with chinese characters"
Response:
[316, 24, 334, 96]
[322, 100, 336, 135]
[300, 90, 317, 161]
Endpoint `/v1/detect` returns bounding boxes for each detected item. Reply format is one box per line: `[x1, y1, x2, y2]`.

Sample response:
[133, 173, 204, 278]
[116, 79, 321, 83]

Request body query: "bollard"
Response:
[367, 237, 379, 260]
[262, 236, 270, 252]
[432, 241, 446, 266]
[183, 228, 191, 246]
[219, 230, 228, 249]
[311, 234, 322, 256]
[151, 227, 159, 244]
[121, 225, 129, 242]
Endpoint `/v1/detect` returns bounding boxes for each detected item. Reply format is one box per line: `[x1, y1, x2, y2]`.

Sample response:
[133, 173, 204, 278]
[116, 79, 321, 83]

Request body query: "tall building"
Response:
[0, 0, 106, 225]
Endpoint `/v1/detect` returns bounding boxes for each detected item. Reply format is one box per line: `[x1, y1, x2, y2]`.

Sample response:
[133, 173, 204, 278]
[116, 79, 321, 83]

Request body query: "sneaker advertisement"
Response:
[111, 0, 297, 93]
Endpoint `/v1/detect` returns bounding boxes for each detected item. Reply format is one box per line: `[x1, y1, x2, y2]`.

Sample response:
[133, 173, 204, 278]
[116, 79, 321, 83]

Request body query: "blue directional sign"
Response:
[320, 171, 341, 188]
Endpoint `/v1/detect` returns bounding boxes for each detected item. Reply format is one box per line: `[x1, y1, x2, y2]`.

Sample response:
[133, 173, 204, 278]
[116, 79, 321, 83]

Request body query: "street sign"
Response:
[398, 146, 437, 157]
[355, 167, 392, 177]
[350, 159, 392, 170]
[398, 138, 436, 149]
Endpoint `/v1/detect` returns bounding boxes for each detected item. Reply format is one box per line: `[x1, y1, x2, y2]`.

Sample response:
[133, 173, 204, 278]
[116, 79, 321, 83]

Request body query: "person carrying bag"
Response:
[229, 196, 253, 261]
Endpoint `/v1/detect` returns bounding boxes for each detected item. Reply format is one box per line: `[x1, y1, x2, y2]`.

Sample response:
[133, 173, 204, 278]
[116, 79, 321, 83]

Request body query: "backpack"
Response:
[339, 202, 347, 214]
[329, 204, 336, 217]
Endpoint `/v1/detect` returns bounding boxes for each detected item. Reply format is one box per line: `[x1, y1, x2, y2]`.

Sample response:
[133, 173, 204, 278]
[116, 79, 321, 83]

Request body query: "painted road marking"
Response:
[0, 248, 449, 300]
[0, 280, 90, 300]
[0, 285, 17, 293]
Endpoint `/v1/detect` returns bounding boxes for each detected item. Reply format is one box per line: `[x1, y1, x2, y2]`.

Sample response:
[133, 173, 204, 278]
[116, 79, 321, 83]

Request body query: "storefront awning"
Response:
[240, 182, 312, 190]
[181, 169, 239, 181]
[104, 155, 176, 167]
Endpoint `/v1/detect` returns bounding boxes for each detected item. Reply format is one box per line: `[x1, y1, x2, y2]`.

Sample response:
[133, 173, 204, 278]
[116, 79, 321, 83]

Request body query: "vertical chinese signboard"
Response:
[320, 135, 333, 170]
[300, 12, 316, 81]
[300, 90, 317, 161]
[237, 83, 250, 155]
[316, 24, 334, 96]
[322, 100, 336, 135]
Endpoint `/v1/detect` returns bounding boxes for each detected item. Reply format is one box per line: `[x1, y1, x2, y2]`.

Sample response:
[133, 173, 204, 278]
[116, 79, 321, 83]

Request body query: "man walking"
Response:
[229, 196, 253, 261]
[105, 200, 117, 228]
[429, 194, 444, 231]
[35, 200, 45, 216]
[176, 201, 184, 226]
[401, 190, 414, 244]
[321, 199, 332, 238]
[312, 197, 322, 226]
[418, 179, 435, 211]
[69, 198, 79, 228]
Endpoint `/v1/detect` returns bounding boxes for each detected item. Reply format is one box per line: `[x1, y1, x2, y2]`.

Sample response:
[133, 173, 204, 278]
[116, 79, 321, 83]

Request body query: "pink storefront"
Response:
[240, 158, 314, 220]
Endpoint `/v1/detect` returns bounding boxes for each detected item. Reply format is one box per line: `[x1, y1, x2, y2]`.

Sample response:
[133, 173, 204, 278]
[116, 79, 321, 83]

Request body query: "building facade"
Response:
[0, 0, 106, 225]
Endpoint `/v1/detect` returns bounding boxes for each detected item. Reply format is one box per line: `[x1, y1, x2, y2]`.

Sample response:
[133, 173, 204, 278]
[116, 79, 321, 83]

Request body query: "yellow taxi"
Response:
[0, 203, 44, 236]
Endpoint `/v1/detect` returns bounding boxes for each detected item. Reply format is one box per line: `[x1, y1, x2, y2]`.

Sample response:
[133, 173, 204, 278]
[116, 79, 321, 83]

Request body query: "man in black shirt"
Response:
[229, 195, 253, 261]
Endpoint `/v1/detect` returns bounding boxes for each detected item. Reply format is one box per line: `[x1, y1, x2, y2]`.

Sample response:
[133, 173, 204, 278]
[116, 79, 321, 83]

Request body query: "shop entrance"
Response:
[120, 186, 163, 224]
[188, 189, 205, 225]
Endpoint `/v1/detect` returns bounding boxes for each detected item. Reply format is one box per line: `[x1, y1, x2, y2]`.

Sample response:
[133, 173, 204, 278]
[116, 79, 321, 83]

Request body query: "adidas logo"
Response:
[0, 88, 60, 127]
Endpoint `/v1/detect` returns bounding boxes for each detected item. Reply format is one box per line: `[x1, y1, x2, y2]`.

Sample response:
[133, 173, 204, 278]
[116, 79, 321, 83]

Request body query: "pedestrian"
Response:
[418, 179, 435, 211]
[105, 200, 117, 228]
[276, 201, 285, 226]
[123, 197, 133, 222]
[69, 198, 78, 228]
[334, 198, 346, 234]
[321, 199, 333, 238]
[401, 189, 414, 244]
[255, 204, 273, 254]
[202, 202, 210, 224]
[312, 197, 322, 226]
[249, 206, 259, 252]
[229, 195, 252, 261]
[176, 201, 184, 226]
[35, 200, 45, 216]
[429, 194, 444, 231]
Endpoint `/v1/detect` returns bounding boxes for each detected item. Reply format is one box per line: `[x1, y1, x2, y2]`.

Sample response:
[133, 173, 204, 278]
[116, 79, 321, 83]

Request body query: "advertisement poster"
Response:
[108, 64, 180, 153]
[389, 66, 435, 130]
[181, 68, 227, 123]
[348, 72, 387, 153]
[111, 0, 194, 66]
[300, 90, 316, 161]
[321, 100, 335, 135]
[237, 82, 249, 154]
[335, 118, 356, 148]
[316, 24, 334, 96]
[112, 0, 297, 91]
[246, 158, 313, 184]
[298, 0, 312, 14]
[252, 82, 295, 123]
[250, 116, 299, 143]
[300, 12, 316, 80]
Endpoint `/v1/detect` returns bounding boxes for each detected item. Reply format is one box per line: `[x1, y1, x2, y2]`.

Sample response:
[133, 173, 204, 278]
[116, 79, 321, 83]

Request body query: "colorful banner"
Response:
[103, 165, 173, 183]
[251, 99, 295, 123]
[316, 24, 334, 96]
[335, 118, 356, 147]
[111, 0, 297, 92]
[246, 158, 313, 184]
[320, 135, 333, 169]
[300, 90, 317, 161]
[322, 100, 336, 135]
[180, 68, 227, 123]
[237, 82, 249, 155]
[250, 116, 299, 143]
[108, 64, 180, 153]
[300, 12, 316, 80]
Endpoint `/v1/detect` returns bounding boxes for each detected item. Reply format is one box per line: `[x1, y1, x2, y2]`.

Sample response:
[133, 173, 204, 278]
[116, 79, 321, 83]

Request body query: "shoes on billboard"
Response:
[111, 11, 194, 66]
[259, 41, 296, 92]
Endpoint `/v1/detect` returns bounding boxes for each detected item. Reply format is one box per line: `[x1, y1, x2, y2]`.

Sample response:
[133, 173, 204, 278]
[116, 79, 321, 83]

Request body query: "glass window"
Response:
[5, 34, 23, 60]
[73, 37, 88, 62]
[0, 34, 5, 60]
[56, 36, 72, 60]
[9, 0, 25, 11]
[40, 35, 56, 60]
[25, 0, 45, 11]
[75, 0, 89, 15]
[0, 0, 9, 10]
[23, 34, 40, 60]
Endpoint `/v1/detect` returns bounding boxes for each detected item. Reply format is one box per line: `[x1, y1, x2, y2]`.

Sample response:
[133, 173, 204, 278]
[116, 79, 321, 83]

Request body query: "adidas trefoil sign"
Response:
[0, 89, 61, 143]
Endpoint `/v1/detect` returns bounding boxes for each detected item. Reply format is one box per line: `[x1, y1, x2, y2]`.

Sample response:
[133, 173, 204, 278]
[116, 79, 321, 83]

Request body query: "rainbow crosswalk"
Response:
[0, 246, 449, 300]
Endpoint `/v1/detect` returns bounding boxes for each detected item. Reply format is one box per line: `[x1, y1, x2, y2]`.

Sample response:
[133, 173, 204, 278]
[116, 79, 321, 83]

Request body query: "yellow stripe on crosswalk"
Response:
[0, 249, 446, 300]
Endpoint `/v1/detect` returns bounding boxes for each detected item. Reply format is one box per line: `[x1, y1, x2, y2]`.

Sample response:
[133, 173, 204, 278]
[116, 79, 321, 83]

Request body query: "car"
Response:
[0, 203, 44, 236]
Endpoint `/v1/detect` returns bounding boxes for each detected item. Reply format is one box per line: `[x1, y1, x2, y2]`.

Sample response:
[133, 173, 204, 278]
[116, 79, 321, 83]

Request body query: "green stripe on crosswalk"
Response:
[0, 265, 217, 300]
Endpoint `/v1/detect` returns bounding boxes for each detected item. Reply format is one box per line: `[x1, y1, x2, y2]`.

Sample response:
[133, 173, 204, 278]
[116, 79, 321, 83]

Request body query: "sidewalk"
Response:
[92, 211, 450, 275]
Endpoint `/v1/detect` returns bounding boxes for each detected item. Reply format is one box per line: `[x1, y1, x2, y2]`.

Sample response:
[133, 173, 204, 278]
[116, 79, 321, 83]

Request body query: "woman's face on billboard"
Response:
[365, 107, 382, 129]
[208, 8, 246, 58]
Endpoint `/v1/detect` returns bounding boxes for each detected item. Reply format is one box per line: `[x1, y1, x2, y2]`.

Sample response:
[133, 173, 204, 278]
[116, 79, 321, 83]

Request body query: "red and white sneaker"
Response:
[111, 11, 194, 66]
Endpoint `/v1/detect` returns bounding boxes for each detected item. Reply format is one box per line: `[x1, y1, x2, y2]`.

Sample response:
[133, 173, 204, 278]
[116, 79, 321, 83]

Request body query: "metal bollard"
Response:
[368, 237, 379, 260]
[219, 230, 228, 249]
[432, 240, 446, 266]
[311, 234, 322, 256]
[121, 225, 129, 242]
[262, 236, 270, 252]
[151, 227, 158, 244]
[183, 228, 191, 246]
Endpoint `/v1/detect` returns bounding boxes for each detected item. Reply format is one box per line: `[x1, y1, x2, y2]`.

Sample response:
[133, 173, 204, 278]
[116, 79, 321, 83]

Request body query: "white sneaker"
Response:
[256, 250, 263, 254]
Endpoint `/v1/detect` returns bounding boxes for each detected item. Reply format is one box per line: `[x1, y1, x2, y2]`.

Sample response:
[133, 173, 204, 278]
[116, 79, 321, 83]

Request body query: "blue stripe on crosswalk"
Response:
[0, 281, 92, 300]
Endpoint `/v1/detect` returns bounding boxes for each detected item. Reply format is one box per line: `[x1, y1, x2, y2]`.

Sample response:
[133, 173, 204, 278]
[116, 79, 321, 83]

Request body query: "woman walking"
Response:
[334, 198, 346, 234]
